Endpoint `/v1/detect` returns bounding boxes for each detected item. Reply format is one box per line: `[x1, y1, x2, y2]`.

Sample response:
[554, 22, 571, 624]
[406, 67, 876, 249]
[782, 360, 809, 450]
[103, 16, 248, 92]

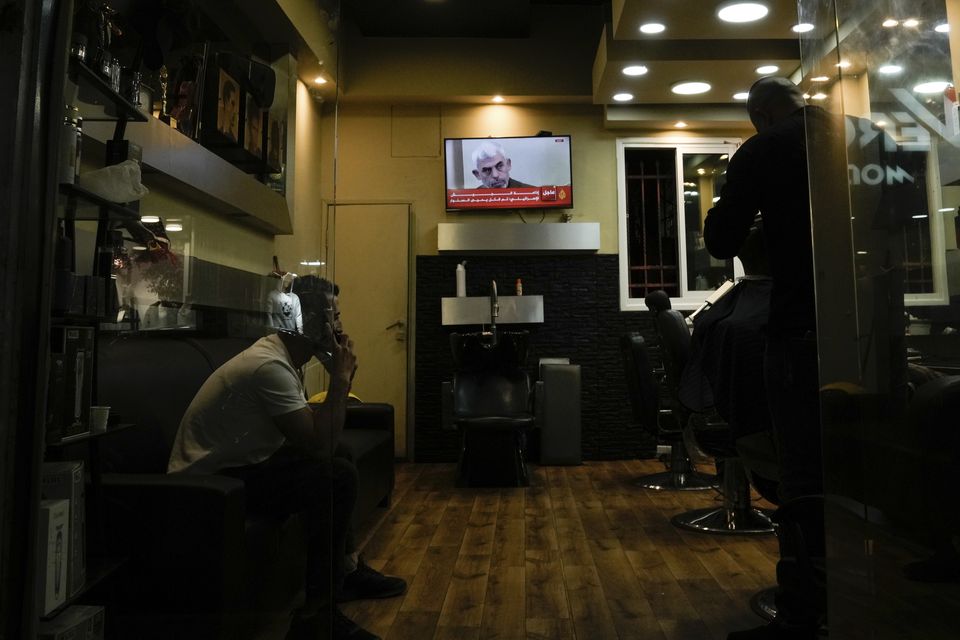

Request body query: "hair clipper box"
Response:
[37, 499, 70, 616]
[42, 461, 86, 596]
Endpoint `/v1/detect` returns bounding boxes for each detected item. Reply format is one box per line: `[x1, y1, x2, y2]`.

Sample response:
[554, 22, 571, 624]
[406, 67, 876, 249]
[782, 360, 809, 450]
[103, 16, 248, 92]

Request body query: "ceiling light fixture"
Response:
[936, 23, 950, 33]
[672, 81, 711, 95]
[492, 95, 504, 103]
[792, 23, 814, 33]
[622, 65, 649, 76]
[878, 64, 903, 75]
[811, 75, 829, 82]
[882, 19, 899, 28]
[717, 2, 769, 23]
[756, 65, 779, 74]
[811, 92, 827, 100]
[639, 22, 666, 34]
[914, 80, 951, 94]
[613, 92, 634, 102]
[141, 215, 160, 223]
[733, 92, 749, 100]
[313, 76, 327, 85]
[674, 121, 688, 128]
[903, 18, 920, 27]
[165, 223, 183, 232]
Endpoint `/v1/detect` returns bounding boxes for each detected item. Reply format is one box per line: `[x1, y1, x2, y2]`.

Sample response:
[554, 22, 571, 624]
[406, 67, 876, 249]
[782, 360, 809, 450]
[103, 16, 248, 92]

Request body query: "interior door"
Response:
[331, 203, 410, 458]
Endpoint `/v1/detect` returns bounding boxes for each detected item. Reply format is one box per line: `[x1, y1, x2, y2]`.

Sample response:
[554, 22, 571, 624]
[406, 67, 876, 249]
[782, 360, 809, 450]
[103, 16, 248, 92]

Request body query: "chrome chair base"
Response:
[637, 470, 718, 491]
[750, 586, 777, 622]
[671, 506, 775, 535]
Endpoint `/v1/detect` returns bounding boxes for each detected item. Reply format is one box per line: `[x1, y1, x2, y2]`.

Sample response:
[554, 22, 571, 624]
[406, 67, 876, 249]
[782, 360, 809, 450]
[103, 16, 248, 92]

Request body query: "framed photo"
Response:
[216, 69, 240, 143]
[244, 95, 264, 159]
[266, 111, 285, 172]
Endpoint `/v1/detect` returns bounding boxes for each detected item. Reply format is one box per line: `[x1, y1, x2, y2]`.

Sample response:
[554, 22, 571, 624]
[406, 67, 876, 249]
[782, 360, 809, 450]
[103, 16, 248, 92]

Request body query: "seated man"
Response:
[168, 277, 404, 640]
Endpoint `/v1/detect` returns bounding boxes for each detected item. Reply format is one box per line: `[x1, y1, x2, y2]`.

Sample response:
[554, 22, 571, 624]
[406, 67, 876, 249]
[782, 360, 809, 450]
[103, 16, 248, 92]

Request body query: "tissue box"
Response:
[42, 462, 86, 596]
[37, 499, 70, 616]
[38, 605, 105, 640]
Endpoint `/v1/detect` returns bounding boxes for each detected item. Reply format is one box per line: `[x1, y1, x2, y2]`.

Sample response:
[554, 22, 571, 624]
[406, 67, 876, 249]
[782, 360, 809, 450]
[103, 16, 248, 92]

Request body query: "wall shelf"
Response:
[83, 117, 292, 235]
[69, 58, 149, 123]
[59, 184, 141, 222]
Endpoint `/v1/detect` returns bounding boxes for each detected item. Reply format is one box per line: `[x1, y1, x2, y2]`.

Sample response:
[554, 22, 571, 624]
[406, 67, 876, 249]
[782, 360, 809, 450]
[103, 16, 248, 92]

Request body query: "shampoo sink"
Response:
[450, 330, 529, 371]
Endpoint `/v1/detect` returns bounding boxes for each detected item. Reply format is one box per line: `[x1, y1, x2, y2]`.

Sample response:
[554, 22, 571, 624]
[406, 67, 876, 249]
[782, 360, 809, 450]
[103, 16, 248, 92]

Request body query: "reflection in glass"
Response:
[683, 154, 734, 291]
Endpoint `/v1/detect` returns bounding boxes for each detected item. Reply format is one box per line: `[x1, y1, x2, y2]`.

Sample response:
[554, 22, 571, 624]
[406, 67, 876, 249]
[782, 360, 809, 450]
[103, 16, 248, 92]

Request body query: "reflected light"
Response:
[879, 65, 903, 75]
[141, 215, 160, 223]
[622, 65, 649, 76]
[811, 92, 827, 100]
[313, 76, 327, 85]
[733, 92, 749, 100]
[613, 92, 634, 102]
[936, 23, 950, 33]
[811, 75, 829, 82]
[912, 214, 928, 219]
[903, 18, 920, 28]
[672, 81, 711, 95]
[914, 81, 951, 94]
[803, 93, 811, 99]
[938, 207, 955, 212]
[165, 223, 183, 232]
[876, 120, 888, 127]
[856, 250, 868, 255]
[492, 95, 504, 103]
[756, 65, 779, 74]
[882, 19, 899, 28]
[674, 121, 688, 128]
[719, 154, 728, 160]
[639, 22, 666, 34]
[836, 60, 851, 69]
[792, 23, 814, 33]
[717, 2, 769, 23]
[300, 260, 325, 266]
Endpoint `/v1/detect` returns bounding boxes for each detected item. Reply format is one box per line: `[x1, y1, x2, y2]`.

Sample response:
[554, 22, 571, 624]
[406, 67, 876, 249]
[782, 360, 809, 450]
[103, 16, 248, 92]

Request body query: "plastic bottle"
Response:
[516, 278, 523, 296]
[456, 261, 466, 297]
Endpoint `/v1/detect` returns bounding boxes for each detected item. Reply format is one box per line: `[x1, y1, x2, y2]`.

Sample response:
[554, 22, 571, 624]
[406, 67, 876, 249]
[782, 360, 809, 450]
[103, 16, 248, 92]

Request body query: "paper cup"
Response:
[89, 406, 110, 433]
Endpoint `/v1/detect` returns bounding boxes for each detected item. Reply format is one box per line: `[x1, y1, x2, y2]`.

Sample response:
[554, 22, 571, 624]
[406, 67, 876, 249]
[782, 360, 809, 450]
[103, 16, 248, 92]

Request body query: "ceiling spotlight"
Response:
[811, 92, 827, 100]
[792, 23, 814, 33]
[733, 92, 749, 100]
[936, 23, 950, 33]
[141, 215, 160, 223]
[613, 92, 634, 102]
[914, 80, 951, 94]
[903, 18, 920, 27]
[836, 60, 851, 69]
[622, 65, 649, 76]
[674, 121, 688, 128]
[717, 2, 769, 23]
[492, 95, 504, 103]
[313, 76, 327, 85]
[672, 81, 711, 95]
[639, 22, 666, 34]
[811, 75, 830, 82]
[165, 222, 183, 232]
[882, 19, 899, 28]
[756, 65, 779, 74]
[878, 64, 903, 75]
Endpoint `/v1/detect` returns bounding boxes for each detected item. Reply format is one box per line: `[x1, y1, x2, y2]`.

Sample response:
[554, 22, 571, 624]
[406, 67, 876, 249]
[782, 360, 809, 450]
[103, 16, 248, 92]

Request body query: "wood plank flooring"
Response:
[341, 460, 778, 640]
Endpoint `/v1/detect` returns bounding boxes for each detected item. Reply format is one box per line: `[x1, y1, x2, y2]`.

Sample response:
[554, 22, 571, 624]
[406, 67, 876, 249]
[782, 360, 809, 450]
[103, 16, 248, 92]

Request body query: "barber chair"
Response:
[442, 332, 536, 487]
[653, 305, 774, 534]
[621, 332, 716, 490]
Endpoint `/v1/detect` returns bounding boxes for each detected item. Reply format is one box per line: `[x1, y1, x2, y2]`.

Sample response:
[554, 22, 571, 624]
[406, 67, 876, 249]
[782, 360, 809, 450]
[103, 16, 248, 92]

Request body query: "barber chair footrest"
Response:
[671, 506, 775, 535]
[637, 470, 718, 491]
[750, 586, 778, 622]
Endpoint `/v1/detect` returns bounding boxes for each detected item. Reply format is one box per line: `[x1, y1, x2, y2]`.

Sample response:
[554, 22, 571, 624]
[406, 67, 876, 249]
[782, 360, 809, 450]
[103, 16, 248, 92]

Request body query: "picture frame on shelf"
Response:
[216, 68, 240, 144]
[244, 94, 264, 160]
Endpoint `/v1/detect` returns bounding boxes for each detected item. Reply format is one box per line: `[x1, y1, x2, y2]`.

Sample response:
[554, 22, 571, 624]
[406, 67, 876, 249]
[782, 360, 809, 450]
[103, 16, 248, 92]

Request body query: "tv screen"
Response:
[444, 135, 573, 211]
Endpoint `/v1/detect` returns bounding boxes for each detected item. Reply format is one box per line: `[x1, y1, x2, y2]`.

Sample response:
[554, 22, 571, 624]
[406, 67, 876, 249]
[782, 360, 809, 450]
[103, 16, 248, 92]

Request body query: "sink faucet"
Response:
[489, 279, 499, 344]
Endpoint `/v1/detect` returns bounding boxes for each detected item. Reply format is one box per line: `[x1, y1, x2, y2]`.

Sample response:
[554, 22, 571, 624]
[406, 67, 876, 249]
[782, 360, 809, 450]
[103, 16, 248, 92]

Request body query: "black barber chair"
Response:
[621, 332, 716, 490]
[442, 332, 536, 487]
[653, 305, 774, 534]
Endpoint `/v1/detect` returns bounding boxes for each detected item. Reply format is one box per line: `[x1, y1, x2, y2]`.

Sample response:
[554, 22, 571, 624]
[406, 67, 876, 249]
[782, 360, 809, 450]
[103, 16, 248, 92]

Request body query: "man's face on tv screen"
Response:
[473, 153, 511, 188]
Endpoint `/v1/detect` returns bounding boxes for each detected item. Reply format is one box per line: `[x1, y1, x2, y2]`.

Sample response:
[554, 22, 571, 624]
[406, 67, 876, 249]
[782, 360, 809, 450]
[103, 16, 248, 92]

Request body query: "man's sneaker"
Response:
[286, 607, 381, 640]
[337, 557, 407, 602]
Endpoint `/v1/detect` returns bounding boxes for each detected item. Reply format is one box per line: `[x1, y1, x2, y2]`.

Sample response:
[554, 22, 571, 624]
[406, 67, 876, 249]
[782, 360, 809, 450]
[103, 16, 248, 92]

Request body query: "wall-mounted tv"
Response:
[444, 135, 573, 211]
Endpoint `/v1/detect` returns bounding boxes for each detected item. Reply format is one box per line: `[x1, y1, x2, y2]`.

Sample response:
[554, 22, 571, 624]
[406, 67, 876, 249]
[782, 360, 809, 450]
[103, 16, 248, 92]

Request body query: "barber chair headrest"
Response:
[645, 290, 672, 314]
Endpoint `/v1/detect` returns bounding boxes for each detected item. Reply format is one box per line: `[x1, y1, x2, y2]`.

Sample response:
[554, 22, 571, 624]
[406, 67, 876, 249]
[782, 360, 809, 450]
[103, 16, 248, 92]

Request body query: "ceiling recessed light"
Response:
[733, 92, 749, 100]
[756, 65, 779, 74]
[613, 92, 634, 102]
[165, 223, 183, 232]
[674, 121, 688, 128]
[313, 76, 327, 85]
[811, 75, 829, 82]
[811, 92, 827, 100]
[914, 80, 951, 94]
[879, 64, 903, 75]
[492, 95, 504, 103]
[792, 23, 814, 33]
[141, 215, 160, 223]
[882, 19, 899, 28]
[639, 22, 666, 34]
[622, 65, 649, 76]
[802, 93, 811, 99]
[936, 23, 950, 33]
[717, 2, 769, 23]
[672, 81, 711, 95]
[903, 18, 920, 27]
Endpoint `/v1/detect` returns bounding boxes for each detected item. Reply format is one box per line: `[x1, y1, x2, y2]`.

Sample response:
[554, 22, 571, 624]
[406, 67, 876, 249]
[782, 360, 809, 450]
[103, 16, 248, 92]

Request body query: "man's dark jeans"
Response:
[221, 446, 358, 603]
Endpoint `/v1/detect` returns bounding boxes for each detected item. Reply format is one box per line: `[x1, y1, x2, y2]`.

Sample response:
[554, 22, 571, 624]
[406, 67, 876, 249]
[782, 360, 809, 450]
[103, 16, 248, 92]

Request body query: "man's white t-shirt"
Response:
[168, 334, 307, 474]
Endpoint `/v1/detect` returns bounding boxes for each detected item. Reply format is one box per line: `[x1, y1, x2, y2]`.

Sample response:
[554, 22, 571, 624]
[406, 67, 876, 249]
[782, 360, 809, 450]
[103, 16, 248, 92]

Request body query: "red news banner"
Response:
[447, 185, 573, 209]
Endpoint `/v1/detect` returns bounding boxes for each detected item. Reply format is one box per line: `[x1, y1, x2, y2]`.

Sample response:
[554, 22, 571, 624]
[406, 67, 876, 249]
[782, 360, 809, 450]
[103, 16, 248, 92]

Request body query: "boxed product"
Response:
[42, 461, 86, 596]
[48, 325, 95, 439]
[38, 604, 105, 640]
[37, 499, 70, 616]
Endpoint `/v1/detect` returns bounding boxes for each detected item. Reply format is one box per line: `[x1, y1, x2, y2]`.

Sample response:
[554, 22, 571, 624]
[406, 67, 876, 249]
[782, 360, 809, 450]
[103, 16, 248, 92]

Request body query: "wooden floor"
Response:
[341, 460, 778, 640]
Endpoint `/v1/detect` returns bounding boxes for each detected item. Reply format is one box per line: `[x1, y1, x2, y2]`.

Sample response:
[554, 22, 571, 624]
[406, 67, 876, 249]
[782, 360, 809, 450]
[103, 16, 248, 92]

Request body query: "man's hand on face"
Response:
[324, 323, 358, 386]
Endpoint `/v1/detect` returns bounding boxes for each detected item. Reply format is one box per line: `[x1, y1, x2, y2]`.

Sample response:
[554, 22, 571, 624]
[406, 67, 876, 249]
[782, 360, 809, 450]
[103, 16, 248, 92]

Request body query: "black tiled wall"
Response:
[414, 254, 659, 462]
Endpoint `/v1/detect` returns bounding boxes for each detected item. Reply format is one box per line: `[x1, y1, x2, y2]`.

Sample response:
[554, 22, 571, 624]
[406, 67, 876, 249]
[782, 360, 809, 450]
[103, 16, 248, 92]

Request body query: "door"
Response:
[330, 203, 411, 458]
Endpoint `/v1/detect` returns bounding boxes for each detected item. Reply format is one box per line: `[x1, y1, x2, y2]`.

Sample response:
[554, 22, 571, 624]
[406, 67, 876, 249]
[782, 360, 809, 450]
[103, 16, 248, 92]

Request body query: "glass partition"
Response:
[798, 0, 960, 636]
